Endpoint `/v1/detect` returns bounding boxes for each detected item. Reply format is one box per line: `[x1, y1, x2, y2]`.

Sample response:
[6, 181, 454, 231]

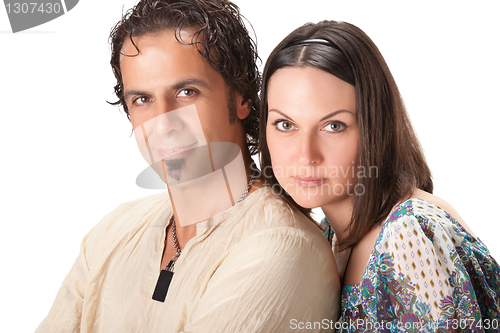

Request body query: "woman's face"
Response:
[266, 66, 359, 209]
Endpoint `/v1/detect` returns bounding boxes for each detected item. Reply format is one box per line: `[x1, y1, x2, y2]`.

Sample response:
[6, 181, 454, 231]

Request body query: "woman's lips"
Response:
[292, 177, 327, 187]
[157, 143, 197, 159]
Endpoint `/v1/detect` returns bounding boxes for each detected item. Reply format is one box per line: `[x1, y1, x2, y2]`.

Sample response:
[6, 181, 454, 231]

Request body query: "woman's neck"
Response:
[321, 196, 355, 244]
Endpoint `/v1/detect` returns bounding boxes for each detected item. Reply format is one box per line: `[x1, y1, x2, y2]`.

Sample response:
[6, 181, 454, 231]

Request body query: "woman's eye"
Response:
[276, 120, 295, 131]
[177, 89, 196, 98]
[323, 122, 345, 132]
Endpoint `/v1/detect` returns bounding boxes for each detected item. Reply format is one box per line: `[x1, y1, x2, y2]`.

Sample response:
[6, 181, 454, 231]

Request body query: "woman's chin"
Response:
[288, 193, 329, 210]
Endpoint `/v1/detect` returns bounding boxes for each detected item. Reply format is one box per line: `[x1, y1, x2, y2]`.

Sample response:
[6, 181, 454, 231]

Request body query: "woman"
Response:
[259, 20, 500, 331]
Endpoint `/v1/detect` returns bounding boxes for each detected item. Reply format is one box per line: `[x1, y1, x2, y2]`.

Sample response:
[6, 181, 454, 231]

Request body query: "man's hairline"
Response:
[118, 27, 243, 110]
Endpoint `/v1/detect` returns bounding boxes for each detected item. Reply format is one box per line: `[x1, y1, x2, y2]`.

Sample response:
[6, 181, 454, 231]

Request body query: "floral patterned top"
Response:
[322, 199, 500, 332]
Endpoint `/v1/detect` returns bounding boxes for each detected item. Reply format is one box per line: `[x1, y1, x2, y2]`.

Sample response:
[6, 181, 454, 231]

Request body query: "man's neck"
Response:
[241, 148, 264, 194]
[169, 149, 261, 245]
[171, 216, 197, 250]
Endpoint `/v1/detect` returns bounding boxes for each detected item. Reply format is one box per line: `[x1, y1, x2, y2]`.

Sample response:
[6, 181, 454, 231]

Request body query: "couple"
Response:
[36, 0, 499, 332]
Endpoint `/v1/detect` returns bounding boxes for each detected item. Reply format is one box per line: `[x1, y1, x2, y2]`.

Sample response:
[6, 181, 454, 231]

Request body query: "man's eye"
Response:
[323, 122, 346, 133]
[275, 120, 295, 131]
[177, 89, 196, 98]
[133, 97, 150, 105]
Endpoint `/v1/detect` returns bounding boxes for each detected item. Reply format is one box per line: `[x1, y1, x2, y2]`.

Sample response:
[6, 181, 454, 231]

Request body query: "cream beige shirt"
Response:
[36, 187, 340, 332]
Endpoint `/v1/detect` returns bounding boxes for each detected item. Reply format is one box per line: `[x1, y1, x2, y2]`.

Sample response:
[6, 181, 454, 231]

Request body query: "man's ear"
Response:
[236, 92, 252, 120]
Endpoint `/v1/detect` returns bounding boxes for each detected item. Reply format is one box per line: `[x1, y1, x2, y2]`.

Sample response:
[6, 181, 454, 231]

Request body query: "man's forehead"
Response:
[119, 29, 198, 63]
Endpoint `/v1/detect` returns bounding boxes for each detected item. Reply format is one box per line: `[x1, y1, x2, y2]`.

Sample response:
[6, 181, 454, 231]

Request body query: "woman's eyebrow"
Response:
[269, 109, 355, 122]
[319, 110, 355, 121]
[268, 109, 294, 120]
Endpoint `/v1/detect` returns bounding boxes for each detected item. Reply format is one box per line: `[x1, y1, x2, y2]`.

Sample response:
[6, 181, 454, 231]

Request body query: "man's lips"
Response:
[292, 176, 327, 188]
[157, 143, 197, 159]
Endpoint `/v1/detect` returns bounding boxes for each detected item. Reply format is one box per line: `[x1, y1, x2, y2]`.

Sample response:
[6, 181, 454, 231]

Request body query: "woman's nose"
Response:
[298, 134, 322, 166]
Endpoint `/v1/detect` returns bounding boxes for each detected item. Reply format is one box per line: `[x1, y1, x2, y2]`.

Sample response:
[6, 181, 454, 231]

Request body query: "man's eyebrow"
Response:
[171, 78, 210, 91]
[123, 90, 147, 101]
[123, 78, 210, 101]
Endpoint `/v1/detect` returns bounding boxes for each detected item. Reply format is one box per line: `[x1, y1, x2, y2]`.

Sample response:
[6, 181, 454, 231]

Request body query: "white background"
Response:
[1, 1, 499, 331]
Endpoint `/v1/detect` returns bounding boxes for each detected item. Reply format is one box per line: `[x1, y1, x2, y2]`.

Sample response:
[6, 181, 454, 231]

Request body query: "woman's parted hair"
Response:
[109, 0, 261, 155]
[259, 20, 433, 250]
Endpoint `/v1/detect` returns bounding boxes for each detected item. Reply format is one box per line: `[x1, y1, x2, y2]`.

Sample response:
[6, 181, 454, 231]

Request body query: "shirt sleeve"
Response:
[181, 227, 340, 333]
[34, 230, 93, 333]
[342, 203, 500, 332]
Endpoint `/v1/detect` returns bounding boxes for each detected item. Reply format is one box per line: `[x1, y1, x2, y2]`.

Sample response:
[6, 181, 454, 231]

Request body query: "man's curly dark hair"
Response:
[109, 0, 261, 155]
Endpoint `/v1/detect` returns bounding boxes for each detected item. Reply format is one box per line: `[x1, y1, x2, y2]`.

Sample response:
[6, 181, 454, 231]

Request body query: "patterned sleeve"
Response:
[320, 217, 334, 246]
[340, 199, 500, 332]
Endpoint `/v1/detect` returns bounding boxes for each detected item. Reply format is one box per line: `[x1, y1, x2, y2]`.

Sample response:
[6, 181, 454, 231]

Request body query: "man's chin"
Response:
[163, 158, 186, 183]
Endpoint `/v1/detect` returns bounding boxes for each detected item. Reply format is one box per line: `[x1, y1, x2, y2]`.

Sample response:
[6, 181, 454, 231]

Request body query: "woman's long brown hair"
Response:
[259, 21, 433, 250]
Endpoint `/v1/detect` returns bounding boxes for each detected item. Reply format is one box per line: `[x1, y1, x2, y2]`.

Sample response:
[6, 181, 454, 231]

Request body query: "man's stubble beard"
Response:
[163, 158, 186, 182]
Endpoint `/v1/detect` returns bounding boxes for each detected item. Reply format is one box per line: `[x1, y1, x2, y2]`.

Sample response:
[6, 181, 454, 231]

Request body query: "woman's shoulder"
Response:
[380, 189, 475, 243]
[408, 189, 476, 237]
[340, 190, 500, 328]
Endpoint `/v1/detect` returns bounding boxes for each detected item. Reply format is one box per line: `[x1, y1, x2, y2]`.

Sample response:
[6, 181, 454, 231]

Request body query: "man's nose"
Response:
[152, 100, 185, 135]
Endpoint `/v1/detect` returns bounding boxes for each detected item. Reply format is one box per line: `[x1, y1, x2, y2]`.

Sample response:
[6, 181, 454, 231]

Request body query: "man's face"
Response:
[120, 30, 249, 184]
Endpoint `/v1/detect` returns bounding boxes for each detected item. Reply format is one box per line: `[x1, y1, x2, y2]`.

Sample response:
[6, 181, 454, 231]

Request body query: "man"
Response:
[35, 1, 340, 332]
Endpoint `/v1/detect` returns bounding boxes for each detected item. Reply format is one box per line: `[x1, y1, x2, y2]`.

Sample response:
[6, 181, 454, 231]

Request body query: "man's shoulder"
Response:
[236, 186, 300, 219]
[228, 187, 326, 243]
[218, 187, 338, 284]
[87, 191, 171, 242]
[109, 191, 171, 217]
